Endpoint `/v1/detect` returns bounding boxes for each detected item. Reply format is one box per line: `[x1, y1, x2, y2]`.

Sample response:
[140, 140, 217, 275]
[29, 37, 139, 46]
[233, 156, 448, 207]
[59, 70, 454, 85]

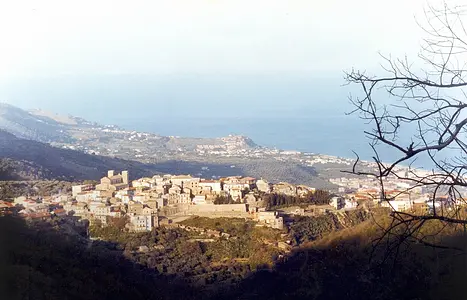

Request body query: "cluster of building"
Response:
[3, 160, 463, 235]
[304, 154, 353, 166]
[330, 168, 467, 213]
[4, 170, 324, 231]
[12, 166, 452, 233]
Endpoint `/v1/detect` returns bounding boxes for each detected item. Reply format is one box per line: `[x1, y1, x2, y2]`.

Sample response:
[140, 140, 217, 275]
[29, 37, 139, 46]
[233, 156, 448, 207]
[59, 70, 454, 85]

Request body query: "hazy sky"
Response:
[0, 0, 428, 78]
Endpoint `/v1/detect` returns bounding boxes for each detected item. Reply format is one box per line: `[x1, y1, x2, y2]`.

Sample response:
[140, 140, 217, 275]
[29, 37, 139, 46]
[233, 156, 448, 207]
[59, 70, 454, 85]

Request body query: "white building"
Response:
[72, 184, 94, 197]
[76, 192, 96, 203]
[381, 200, 413, 212]
[129, 214, 159, 232]
[199, 180, 222, 193]
[256, 179, 271, 193]
[330, 197, 345, 210]
[257, 211, 284, 230]
[170, 175, 195, 187]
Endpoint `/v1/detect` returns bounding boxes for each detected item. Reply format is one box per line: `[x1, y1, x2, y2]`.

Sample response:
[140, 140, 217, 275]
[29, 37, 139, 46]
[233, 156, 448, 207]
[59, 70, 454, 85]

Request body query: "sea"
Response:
[115, 114, 445, 170]
[1, 74, 456, 169]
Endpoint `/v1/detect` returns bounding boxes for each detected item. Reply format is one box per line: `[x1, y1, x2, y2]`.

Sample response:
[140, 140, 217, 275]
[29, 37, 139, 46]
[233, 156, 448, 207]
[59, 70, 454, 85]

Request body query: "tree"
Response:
[109, 216, 129, 231]
[214, 195, 234, 204]
[311, 190, 331, 205]
[345, 3, 467, 251]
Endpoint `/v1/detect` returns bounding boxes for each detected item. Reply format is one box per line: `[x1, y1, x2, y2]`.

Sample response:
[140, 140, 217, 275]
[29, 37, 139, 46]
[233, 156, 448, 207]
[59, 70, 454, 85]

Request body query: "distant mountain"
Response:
[0, 104, 331, 187]
[0, 130, 273, 183]
[0, 130, 161, 181]
[0, 103, 259, 157]
[0, 103, 74, 143]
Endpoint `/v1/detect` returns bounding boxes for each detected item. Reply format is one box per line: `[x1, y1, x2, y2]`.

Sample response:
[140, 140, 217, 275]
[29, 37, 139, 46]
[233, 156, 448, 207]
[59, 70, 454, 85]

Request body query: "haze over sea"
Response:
[1, 74, 445, 169]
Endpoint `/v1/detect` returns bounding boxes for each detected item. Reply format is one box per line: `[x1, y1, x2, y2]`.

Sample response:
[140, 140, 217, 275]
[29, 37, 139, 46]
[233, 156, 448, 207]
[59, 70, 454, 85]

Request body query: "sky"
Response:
[0, 0, 430, 113]
[0, 0, 455, 160]
[0, 0, 427, 78]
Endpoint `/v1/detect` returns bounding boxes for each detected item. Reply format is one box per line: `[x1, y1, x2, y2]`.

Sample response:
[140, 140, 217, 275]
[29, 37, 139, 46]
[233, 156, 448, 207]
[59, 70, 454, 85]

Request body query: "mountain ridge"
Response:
[0, 104, 341, 188]
[0, 129, 162, 181]
[0, 103, 259, 150]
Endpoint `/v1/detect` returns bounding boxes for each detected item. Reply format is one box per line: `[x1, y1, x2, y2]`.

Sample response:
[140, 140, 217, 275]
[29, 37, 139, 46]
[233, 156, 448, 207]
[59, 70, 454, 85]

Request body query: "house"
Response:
[22, 199, 38, 210]
[239, 177, 257, 189]
[183, 178, 201, 190]
[129, 214, 159, 232]
[152, 175, 167, 186]
[169, 185, 182, 195]
[63, 202, 88, 217]
[92, 215, 108, 226]
[355, 189, 380, 203]
[168, 193, 191, 205]
[88, 201, 105, 212]
[141, 206, 154, 216]
[223, 182, 248, 198]
[109, 206, 123, 218]
[384, 189, 411, 201]
[52, 208, 67, 217]
[222, 176, 242, 184]
[330, 196, 345, 210]
[273, 182, 297, 196]
[227, 187, 243, 201]
[154, 185, 167, 195]
[13, 196, 27, 206]
[156, 197, 167, 208]
[53, 195, 70, 203]
[91, 204, 111, 216]
[115, 188, 135, 204]
[72, 184, 94, 197]
[344, 198, 358, 209]
[199, 180, 222, 193]
[223, 177, 251, 190]
[132, 177, 155, 189]
[0, 200, 15, 216]
[24, 212, 51, 222]
[256, 179, 271, 193]
[381, 200, 413, 212]
[75, 192, 95, 203]
[256, 211, 284, 230]
[138, 246, 150, 253]
[128, 203, 144, 215]
[182, 187, 192, 196]
[170, 175, 195, 187]
[146, 200, 159, 210]
[133, 193, 148, 203]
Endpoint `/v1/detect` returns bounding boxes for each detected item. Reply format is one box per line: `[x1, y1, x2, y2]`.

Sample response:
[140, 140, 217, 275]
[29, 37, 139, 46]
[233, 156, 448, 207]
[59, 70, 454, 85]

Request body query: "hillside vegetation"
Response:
[90, 217, 284, 290]
[0, 216, 199, 300]
[3, 210, 467, 299]
[0, 130, 161, 181]
[227, 213, 467, 300]
[0, 180, 75, 200]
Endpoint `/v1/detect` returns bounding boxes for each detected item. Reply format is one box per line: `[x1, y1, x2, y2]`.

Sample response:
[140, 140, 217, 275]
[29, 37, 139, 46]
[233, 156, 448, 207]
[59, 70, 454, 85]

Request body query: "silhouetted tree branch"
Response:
[345, 2, 467, 254]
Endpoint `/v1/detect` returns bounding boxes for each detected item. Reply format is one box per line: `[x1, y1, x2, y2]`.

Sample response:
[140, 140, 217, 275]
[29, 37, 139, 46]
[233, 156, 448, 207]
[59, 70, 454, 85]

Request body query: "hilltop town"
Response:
[2, 171, 309, 232]
[2, 166, 464, 235]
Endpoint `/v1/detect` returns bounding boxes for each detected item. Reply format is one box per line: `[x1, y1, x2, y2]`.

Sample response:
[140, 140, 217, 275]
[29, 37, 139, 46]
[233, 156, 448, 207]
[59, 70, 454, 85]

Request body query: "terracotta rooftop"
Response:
[200, 180, 218, 183]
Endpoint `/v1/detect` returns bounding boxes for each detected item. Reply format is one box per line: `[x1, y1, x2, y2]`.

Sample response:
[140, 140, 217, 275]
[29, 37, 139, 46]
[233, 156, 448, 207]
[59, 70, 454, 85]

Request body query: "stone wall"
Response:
[188, 203, 247, 213]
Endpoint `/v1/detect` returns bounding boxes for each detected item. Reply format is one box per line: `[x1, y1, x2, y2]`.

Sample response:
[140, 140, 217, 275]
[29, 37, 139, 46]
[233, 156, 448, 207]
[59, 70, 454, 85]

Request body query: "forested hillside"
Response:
[3, 212, 467, 300]
[0, 130, 160, 181]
